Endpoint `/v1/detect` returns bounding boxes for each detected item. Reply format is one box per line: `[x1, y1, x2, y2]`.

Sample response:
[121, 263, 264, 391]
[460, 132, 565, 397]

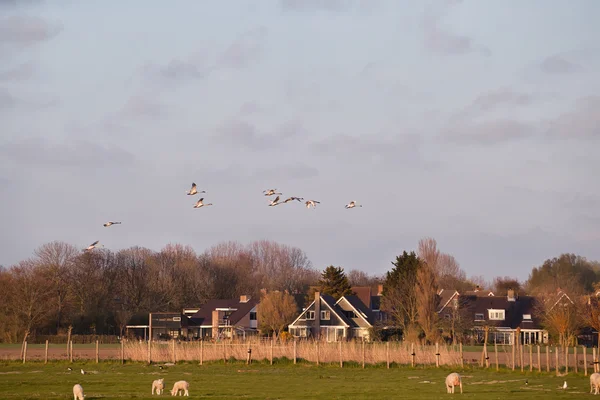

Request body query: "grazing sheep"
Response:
[171, 380, 189, 396]
[73, 383, 85, 400]
[591, 372, 600, 395]
[445, 372, 463, 394]
[152, 378, 165, 395]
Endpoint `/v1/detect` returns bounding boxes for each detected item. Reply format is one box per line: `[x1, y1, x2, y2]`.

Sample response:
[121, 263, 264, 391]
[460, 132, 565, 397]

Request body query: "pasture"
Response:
[0, 360, 593, 399]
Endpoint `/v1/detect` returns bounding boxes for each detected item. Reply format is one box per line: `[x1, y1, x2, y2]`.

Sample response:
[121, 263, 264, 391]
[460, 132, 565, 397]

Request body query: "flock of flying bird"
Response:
[83, 182, 362, 252]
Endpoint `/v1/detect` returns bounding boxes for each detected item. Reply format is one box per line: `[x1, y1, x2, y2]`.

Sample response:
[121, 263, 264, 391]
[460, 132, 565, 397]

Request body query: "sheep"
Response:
[73, 383, 85, 400]
[152, 378, 165, 395]
[590, 372, 600, 395]
[170, 380, 189, 396]
[445, 372, 463, 394]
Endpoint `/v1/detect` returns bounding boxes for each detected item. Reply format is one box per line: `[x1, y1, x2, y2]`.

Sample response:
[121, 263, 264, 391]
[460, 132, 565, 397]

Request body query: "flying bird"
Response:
[269, 196, 281, 206]
[193, 198, 213, 208]
[283, 196, 304, 203]
[345, 201, 362, 209]
[85, 241, 100, 251]
[305, 200, 320, 209]
[263, 189, 282, 196]
[186, 182, 205, 195]
[103, 221, 122, 227]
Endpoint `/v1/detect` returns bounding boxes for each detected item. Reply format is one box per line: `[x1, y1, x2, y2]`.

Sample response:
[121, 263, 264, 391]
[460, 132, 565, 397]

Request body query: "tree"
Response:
[381, 251, 421, 341]
[526, 253, 598, 296]
[317, 266, 354, 300]
[439, 295, 473, 345]
[492, 276, 522, 295]
[436, 253, 469, 291]
[415, 263, 439, 343]
[534, 293, 581, 346]
[257, 290, 298, 338]
[580, 284, 600, 348]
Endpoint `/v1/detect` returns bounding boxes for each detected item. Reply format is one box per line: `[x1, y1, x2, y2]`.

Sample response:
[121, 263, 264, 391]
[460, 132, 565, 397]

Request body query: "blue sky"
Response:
[1, 0, 599, 282]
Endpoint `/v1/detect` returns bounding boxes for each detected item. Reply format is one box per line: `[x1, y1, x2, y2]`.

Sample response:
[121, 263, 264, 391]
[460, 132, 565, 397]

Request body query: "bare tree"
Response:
[257, 290, 298, 338]
[534, 293, 581, 346]
[492, 276, 523, 295]
[415, 263, 439, 343]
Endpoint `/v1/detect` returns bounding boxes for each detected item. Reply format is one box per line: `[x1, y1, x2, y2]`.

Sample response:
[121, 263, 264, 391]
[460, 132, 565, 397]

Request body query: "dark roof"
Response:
[437, 289, 459, 313]
[351, 286, 372, 309]
[343, 295, 375, 325]
[466, 294, 541, 329]
[320, 294, 354, 327]
[190, 298, 258, 326]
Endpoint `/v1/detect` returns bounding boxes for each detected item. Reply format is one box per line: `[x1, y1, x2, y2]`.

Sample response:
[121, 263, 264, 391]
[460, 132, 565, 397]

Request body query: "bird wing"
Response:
[90, 240, 99, 246]
[273, 195, 280, 203]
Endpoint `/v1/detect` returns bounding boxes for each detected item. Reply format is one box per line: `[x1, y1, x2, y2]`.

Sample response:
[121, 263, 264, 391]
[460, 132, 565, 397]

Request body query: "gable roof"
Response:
[465, 294, 541, 329]
[336, 295, 374, 326]
[548, 291, 575, 310]
[190, 298, 258, 327]
[437, 289, 460, 313]
[351, 286, 372, 309]
[289, 293, 353, 327]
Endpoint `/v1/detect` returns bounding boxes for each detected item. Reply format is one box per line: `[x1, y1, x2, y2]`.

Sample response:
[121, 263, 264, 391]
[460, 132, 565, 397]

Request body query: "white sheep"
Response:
[445, 372, 463, 394]
[170, 380, 189, 396]
[152, 378, 165, 395]
[73, 383, 85, 400]
[590, 372, 600, 395]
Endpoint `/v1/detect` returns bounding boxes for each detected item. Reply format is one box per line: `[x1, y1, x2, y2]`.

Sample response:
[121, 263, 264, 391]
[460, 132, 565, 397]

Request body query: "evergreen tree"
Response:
[317, 265, 354, 299]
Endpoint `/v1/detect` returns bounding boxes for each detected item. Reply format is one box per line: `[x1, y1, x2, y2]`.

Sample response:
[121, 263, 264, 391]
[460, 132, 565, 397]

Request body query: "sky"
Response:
[1, 0, 599, 282]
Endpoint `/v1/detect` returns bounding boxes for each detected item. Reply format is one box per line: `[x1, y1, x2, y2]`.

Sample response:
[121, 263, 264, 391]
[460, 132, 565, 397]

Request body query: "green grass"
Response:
[0, 360, 593, 399]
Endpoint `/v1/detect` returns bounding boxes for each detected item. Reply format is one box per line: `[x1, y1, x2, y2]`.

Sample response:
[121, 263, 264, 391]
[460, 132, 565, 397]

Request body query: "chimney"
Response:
[507, 288, 516, 302]
[240, 295, 250, 303]
[377, 284, 383, 296]
[314, 291, 321, 340]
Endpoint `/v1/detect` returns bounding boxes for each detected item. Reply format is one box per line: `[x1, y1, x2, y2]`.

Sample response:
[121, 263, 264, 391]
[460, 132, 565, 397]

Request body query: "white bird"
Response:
[283, 196, 304, 203]
[186, 182, 205, 195]
[103, 221, 121, 227]
[81, 369, 86, 375]
[85, 241, 100, 251]
[193, 198, 213, 208]
[345, 201, 362, 209]
[263, 189, 282, 196]
[269, 195, 281, 206]
[305, 200, 320, 209]
[67, 367, 72, 371]
[562, 381, 567, 389]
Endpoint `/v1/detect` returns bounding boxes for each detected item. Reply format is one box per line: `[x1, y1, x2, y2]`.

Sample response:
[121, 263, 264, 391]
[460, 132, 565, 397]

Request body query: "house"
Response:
[149, 295, 258, 341]
[438, 289, 548, 345]
[288, 291, 376, 341]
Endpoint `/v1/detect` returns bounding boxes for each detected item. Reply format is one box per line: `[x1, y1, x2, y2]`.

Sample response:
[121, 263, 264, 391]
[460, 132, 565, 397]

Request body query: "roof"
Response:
[351, 286, 372, 309]
[437, 289, 460, 313]
[463, 290, 495, 297]
[465, 294, 541, 330]
[190, 298, 258, 327]
[339, 295, 375, 325]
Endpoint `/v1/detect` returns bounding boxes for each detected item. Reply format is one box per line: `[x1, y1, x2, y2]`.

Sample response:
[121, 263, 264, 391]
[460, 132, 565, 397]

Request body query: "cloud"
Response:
[0, 137, 136, 169]
[540, 54, 582, 74]
[422, 2, 490, 56]
[0, 62, 36, 81]
[279, 0, 354, 12]
[216, 26, 267, 69]
[0, 15, 62, 46]
[469, 88, 534, 113]
[214, 118, 304, 151]
[442, 119, 534, 145]
[544, 96, 600, 139]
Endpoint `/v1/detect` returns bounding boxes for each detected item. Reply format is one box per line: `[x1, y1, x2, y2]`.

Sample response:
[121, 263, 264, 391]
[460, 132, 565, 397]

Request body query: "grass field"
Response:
[0, 360, 593, 399]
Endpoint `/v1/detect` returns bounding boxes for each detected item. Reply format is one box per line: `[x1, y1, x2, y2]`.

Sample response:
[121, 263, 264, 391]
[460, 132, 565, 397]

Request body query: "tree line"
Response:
[1, 237, 599, 345]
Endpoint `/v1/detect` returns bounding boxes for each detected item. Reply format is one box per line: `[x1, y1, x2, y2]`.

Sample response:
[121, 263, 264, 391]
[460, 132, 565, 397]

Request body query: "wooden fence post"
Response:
[70, 340, 73, 363]
[574, 346, 578, 374]
[435, 342, 440, 368]
[546, 346, 550, 373]
[511, 343, 515, 371]
[200, 340, 203, 366]
[520, 344, 524, 372]
[565, 345, 568, 374]
[537, 345, 541, 372]
[459, 343, 464, 369]
[246, 341, 252, 365]
[529, 345, 533, 372]
[339, 340, 343, 368]
[223, 341, 226, 364]
[22, 341, 27, 364]
[594, 347, 597, 373]
[386, 341, 390, 369]
[584, 346, 588, 376]
[171, 339, 175, 363]
[316, 341, 319, 366]
[147, 339, 151, 364]
[293, 339, 297, 365]
[270, 339, 274, 365]
[44, 340, 48, 365]
[555, 346, 559, 376]
[120, 339, 124, 365]
[95, 340, 99, 364]
[494, 342, 499, 371]
[411, 343, 415, 368]
[362, 338, 366, 369]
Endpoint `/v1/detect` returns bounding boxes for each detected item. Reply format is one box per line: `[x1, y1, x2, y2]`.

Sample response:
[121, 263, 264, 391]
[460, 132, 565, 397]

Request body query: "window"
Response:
[474, 313, 484, 321]
[173, 316, 181, 322]
[249, 312, 257, 321]
[321, 310, 330, 320]
[488, 309, 505, 320]
[306, 310, 315, 320]
[345, 310, 357, 319]
[523, 314, 532, 320]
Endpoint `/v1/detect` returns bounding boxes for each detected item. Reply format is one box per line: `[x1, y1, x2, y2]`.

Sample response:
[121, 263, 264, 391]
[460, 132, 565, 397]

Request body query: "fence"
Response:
[7, 339, 600, 376]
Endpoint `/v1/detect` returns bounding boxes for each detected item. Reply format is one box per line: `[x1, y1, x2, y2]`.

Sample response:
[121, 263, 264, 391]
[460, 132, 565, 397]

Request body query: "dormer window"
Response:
[523, 314, 532, 321]
[488, 309, 505, 320]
